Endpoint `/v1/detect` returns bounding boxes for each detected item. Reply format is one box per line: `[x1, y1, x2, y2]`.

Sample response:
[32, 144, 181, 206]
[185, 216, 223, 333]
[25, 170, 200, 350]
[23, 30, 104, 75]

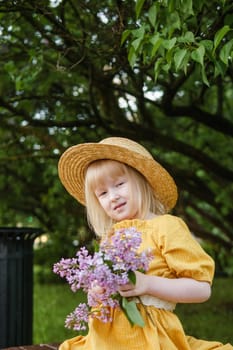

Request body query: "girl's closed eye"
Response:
[116, 177, 127, 187]
[95, 189, 107, 197]
[100, 191, 107, 197]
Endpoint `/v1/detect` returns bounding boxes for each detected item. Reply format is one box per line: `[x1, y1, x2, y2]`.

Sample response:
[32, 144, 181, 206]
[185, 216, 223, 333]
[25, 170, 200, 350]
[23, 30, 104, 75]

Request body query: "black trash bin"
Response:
[0, 227, 43, 348]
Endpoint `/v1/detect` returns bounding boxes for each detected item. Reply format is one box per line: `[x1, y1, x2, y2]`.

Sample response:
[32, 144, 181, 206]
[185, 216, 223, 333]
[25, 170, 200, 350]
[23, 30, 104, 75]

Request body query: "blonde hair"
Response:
[85, 160, 165, 236]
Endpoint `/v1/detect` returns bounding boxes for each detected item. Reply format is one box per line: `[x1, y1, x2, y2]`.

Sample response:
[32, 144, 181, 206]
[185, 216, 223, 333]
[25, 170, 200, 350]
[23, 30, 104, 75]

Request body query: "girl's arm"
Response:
[118, 271, 211, 303]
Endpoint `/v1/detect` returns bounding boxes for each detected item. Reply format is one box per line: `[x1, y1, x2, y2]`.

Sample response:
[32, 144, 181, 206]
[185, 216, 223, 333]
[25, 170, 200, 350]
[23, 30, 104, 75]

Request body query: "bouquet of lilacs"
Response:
[53, 227, 153, 331]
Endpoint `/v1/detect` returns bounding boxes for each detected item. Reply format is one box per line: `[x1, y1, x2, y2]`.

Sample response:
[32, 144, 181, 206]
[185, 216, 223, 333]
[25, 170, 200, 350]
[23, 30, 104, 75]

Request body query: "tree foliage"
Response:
[0, 0, 232, 269]
[125, 0, 233, 86]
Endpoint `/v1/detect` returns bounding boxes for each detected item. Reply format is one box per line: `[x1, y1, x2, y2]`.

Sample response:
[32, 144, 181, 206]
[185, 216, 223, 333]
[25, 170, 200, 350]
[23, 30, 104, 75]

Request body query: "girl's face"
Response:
[94, 173, 138, 222]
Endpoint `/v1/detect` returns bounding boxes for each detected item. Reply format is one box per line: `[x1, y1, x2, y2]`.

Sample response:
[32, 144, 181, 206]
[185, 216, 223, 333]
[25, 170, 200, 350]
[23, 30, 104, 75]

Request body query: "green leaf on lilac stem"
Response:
[128, 270, 136, 285]
[121, 297, 145, 327]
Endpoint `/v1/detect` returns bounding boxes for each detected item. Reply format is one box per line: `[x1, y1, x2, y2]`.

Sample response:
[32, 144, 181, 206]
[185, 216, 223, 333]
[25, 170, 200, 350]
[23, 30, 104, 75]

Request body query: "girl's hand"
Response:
[118, 271, 148, 298]
[88, 281, 105, 306]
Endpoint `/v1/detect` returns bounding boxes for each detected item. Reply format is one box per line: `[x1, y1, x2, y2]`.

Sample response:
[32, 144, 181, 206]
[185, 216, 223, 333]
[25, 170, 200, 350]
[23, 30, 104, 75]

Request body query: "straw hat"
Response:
[58, 137, 178, 210]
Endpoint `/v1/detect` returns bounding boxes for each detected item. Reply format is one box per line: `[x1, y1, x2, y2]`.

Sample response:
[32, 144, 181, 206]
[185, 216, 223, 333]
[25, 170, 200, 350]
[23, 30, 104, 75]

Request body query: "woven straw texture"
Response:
[58, 137, 178, 210]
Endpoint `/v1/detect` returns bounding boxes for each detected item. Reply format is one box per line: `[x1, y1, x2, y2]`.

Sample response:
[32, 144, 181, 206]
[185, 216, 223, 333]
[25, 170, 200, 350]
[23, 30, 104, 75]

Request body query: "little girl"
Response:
[58, 137, 232, 350]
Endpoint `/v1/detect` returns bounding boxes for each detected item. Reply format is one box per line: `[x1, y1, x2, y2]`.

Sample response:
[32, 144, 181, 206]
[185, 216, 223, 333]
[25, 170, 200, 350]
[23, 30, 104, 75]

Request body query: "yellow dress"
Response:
[59, 215, 233, 350]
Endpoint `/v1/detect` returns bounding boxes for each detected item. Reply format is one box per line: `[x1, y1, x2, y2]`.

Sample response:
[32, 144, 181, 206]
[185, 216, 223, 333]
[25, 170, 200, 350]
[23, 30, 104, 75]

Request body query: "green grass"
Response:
[33, 277, 233, 345]
[176, 277, 233, 344]
[33, 283, 87, 344]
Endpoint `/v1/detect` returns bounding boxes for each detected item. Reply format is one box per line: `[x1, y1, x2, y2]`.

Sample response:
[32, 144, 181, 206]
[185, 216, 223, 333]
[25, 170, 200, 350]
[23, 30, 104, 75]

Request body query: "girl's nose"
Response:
[109, 189, 119, 201]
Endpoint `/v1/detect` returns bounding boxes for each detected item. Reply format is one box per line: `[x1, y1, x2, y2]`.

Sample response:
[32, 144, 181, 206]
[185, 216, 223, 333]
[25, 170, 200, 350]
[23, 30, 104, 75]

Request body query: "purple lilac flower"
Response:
[53, 227, 153, 331]
[65, 303, 89, 331]
[53, 257, 78, 279]
[100, 227, 152, 272]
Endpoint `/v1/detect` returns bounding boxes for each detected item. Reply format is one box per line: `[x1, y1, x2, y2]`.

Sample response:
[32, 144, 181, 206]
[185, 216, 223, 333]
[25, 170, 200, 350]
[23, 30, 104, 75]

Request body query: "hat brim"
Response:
[58, 143, 178, 211]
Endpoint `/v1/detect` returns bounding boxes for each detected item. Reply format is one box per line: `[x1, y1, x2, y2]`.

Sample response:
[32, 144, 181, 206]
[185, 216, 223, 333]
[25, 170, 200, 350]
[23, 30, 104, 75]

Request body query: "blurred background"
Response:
[0, 0, 232, 346]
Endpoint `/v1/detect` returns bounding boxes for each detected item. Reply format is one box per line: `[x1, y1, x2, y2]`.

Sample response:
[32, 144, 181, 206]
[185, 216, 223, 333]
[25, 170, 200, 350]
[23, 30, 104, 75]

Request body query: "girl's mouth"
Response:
[114, 202, 125, 210]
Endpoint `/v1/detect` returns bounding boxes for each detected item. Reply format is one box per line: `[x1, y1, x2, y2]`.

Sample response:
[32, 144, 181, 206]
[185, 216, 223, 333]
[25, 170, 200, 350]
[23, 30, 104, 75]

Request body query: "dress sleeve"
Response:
[157, 215, 215, 284]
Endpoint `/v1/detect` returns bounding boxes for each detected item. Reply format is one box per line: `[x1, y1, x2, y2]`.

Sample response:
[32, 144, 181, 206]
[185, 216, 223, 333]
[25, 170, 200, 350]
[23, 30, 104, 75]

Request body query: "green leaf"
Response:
[181, 0, 194, 16]
[182, 50, 191, 75]
[177, 31, 194, 44]
[174, 48, 187, 71]
[154, 57, 163, 81]
[184, 31, 195, 43]
[150, 33, 163, 57]
[131, 37, 143, 52]
[168, 11, 181, 37]
[165, 46, 174, 64]
[162, 62, 171, 73]
[132, 26, 145, 39]
[148, 3, 157, 28]
[214, 60, 227, 78]
[219, 39, 233, 64]
[201, 65, 209, 86]
[135, 0, 146, 19]
[121, 29, 131, 46]
[162, 37, 177, 50]
[200, 40, 213, 52]
[121, 297, 145, 327]
[213, 25, 231, 53]
[15, 76, 24, 91]
[191, 45, 205, 66]
[128, 270, 136, 285]
[128, 46, 137, 68]
[168, 0, 176, 12]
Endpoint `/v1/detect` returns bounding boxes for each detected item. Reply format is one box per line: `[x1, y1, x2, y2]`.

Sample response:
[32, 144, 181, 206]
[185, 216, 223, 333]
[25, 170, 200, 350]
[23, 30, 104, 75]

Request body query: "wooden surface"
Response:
[3, 343, 60, 350]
